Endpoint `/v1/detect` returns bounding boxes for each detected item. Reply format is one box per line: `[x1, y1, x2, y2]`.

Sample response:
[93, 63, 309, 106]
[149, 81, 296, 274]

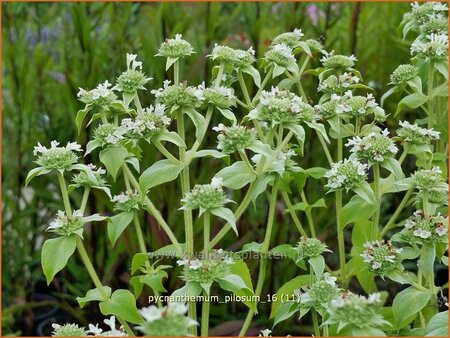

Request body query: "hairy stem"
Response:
[281, 191, 307, 236]
[381, 188, 413, 236]
[80, 187, 90, 215]
[372, 163, 381, 240]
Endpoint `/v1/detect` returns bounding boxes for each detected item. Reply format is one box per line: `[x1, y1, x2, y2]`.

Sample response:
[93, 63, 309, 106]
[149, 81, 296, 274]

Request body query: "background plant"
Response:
[2, 1, 448, 336]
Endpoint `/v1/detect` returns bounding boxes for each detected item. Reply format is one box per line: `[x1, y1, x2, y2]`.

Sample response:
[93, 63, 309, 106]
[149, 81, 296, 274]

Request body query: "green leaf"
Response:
[285, 123, 305, 149]
[123, 92, 136, 107]
[354, 181, 376, 205]
[395, 93, 428, 115]
[251, 174, 275, 202]
[215, 161, 256, 189]
[305, 121, 330, 143]
[381, 158, 404, 179]
[184, 107, 205, 141]
[191, 149, 228, 159]
[392, 286, 432, 329]
[352, 327, 386, 336]
[99, 146, 128, 181]
[76, 108, 90, 133]
[241, 65, 261, 87]
[25, 167, 48, 186]
[434, 61, 448, 80]
[418, 243, 436, 280]
[304, 167, 327, 179]
[76, 286, 111, 308]
[229, 258, 254, 292]
[425, 311, 448, 336]
[217, 274, 255, 311]
[269, 275, 310, 319]
[308, 255, 325, 279]
[130, 272, 167, 298]
[41, 236, 77, 285]
[210, 207, 237, 235]
[154, 130, 185, 147]
[131, 253, 148, 275]
[99, 289, 143, 324]
[166, 57, 178, 71]
[273, 301, 298, 327]
[247, 140, 276, 159]
[85, 139, 101, 155]
[172, 282, 202, 298]
[139, 159, 184, 193]
[107, 211, 135, 247]
[340, 195, 376, 228]
[217, 108, 237, 124]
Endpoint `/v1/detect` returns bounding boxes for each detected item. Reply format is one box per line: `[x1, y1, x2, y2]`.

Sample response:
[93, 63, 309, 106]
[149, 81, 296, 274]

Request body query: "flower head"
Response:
[411, 166, 447, 193]
[115, 54, 152, 93]
[317, 73, 359, 94]
[336, 92, 385, 121]
[272, 29, 304, 48]
[325, 158, 367, 191]
[137, 302, 198, 336]
[321, 51, 357, 70]
[395, 211, 448, 245]
[305, 39, 324, 52]
[397, 120, 439, 145]
[346, 129, 398, 163]
[209, 44, 255, 68]
[72, 164, 108, 189]
[389, 64, 419, 85]
[87, 316, 127, 336]
[301, 273, 340, 309]
[265, 43, 297, 69]
[421, 15, 448, 35]
[51, 323, 87, 336]
[34, 141, 82, 170]
[411, 33, 448, 60]
[122, 104, 171, 138]
[112, 190, 141, 212]
[296, 237, 330, 258]
[203, 86, 236, 109]
[360, 240, 402, 276]
[325, 291, 388, 332]
[77, 81, 117, 108]
[215, 124, 257, 154]
[249, 87, 314, 124]
[46, 210, 85, 237]
[181, 177, 231, 212]
[152, 81, 203, 110]
[157, 34, 194, 59]
[94, 123, 126, 146]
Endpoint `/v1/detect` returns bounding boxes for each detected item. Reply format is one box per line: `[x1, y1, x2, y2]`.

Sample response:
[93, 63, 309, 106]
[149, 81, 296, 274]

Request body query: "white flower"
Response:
[212, 123, 227, 133]
[126, 53, 142, 70]
[189, 259, 202, 270]
[324, 273, 337, 286]
[259, 329, 273, 337]
[293, 28, 303, 37]
[372, 261, 382, 269]
[88, 323, 103, 335]
[140, 305, 162, 322]
[211, 176, 223, 189]
[167, 302, 188, 315]
[435, 226, 447, 236]
[112, 193, 130, 204]
[367, 293, 381, 303]
[413, 228, 432, 239]
[405, 219, 416, 229]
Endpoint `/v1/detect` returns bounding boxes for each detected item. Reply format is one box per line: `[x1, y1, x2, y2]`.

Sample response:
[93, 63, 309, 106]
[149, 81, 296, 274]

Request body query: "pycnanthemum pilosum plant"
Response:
[27, 6, 448, 336]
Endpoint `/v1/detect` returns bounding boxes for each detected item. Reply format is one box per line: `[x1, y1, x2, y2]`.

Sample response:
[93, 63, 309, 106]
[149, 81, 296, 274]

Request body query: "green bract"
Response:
[321, 51, 357, 70]
[396, 120, 439, 145]
[214, 124, 257, 154]
[157, 34, 194, 59]
[34, 141, 82, 171]
[389, 64, 418, 85]
[181, 177, 230, 212]
[325, 158, 367, 191]
[296, 237, 330, 258]
[209, 44, 255, 68]
[152, 80, 203, 111]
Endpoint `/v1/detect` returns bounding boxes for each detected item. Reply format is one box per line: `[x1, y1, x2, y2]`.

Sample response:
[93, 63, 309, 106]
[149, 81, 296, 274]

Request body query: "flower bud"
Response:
[181, 177, 230, 211]
[321, 51, 357, 70]
[122, 104, 171, 138]
[304, 273, 340, 308]
[157, 34, 194, 59]
[265, 43, 297, 68]
[411, 166, 447, 193]
[72, 164, 107, 188]
[272, 29, 304, 48]
[209, 44, 255, 68]
[296, 237, 330, 258]
[390, 64, 419, 85]
[51, 323, 86, 336]
[94, 123, 126, 145]
[112, 191, 141, 212]
[411, 33, 448, 61]
[203, 87, 236, 109]
[152, 81, 203, 110]
[305, 39, 324, 52]
[397, 120, 440, 145]
[215, 124, 257, 154]
[397, 210, 448, 244]
[115, 54, 152, 93]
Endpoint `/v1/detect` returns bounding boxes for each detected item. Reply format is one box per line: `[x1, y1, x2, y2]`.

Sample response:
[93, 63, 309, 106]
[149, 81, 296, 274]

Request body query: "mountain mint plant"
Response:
[27, 3, 448, 336]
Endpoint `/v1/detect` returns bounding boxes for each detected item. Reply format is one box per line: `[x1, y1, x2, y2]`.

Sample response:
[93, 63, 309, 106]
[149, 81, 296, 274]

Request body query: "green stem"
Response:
[336, 189, 347, 287]
[317, 131, 333, 165]
[201, 290, 210, 337]
[237, 71, 252, 108]
[239, 150, 257, 175]
[174, 60, 180, 85]
[299, 55, 311, 75]
[423, 190, 430, 221]
[252, 66, 273, 105]
[154, 140, 178, 162]
[311, 309, 320, 337]
[215, 63, 225, 88]
[300, 190, 316, 237]
[381, 188, 413, 236]
[239, 179, 280, 336]
[427, 61, 434, 129]
[122, 164, 182, 256]
[372, 163, 381, 240]
[203, 211, 210, 255]
[281, 191, 307, 237]
[133, 214, 147, 255]
[76, 237, 134, 335]
[133, 95, 143, 114]
[56, 171, 72, 217]
[80, 187, 90, 215]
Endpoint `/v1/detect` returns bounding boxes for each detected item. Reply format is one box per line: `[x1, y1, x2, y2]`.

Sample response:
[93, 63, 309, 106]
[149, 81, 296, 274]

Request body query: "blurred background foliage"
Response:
[2, 1, 420, 336]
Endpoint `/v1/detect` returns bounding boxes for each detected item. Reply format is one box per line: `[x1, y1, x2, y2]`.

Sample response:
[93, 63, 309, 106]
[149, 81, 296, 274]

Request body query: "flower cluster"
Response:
[202, 86, 236, 109]
[157, 34, 194, 59]
[389, 64, 419, 85]
[209, 44, 255, 69]
[271, 28, 304, 48]
[317, 73, 360, 94]
[325, 158, 367, 191]
[177, 249, 234, 284]
[336, 91, 386, 121]
[249, 87, 314, 124]
[77, 81, 117, 108]
[321, 51, 357, 70]
[72, 164, 107, 189]
[181, 177, 230, 211]
[360, 240, 402, 276]
[296, 237, 330, 258]
[115, 54, 152, 93]
[121, 104, 171, 138]
[112, 191, 141, 212]
[137, 302, 197, 336]
[410, 166, 447, 193]
[47, 210, 84, 237]
[87, 316, 127, 336]
[300, 273, 340, 309]
[152, 80, 203, 110]
[305, 39, 324, 52]
[396, 210, 448, 244]
[410, 1, 448, 24]
[411, 33, 448, 61]
[421, 14, 448, 35]
[346, 129, 398, 163]
[264, 43, 297, 70]
[325, 292, 388, 331]
[34, 141, 82, 171]
[94, 123, 126, 146]
[214, 124, 257, 154]
[52, 323, 87, 336]
[396, 120, 440, 145]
